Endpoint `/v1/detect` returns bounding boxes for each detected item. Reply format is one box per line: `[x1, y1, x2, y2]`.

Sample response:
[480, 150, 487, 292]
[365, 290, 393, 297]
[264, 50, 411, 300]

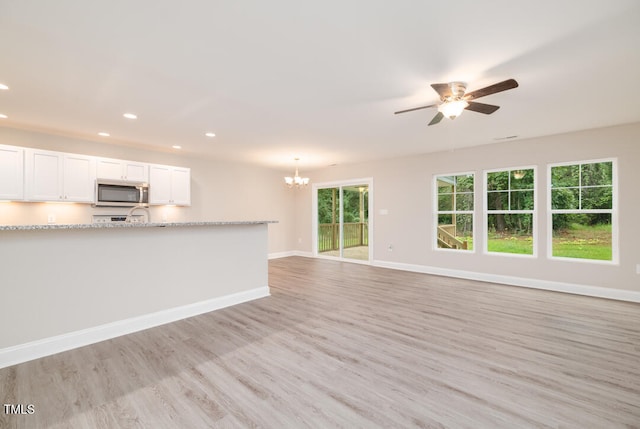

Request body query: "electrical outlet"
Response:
[388, 244, 393, 252]
[161, 210, 168, 222]
[47, 213, 56, 224]
[298, 237, 302, 244]
[637, 264, 640, 275]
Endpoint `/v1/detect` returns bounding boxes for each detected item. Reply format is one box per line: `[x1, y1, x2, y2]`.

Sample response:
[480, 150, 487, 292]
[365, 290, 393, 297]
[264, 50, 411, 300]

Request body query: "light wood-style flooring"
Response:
[1, 256, 639, 428]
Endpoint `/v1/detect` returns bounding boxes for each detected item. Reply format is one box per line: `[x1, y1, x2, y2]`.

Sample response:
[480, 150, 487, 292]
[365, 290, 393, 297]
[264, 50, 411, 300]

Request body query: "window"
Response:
[436, 173, 474, 251]
[549, 159, 616, 262]
[485, 167, 536, 255]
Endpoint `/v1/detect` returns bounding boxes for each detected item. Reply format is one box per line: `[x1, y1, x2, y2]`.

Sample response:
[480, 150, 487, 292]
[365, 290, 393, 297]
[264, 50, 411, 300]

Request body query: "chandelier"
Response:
[513, 169, 526, 179]
[284, 158, 310, 188]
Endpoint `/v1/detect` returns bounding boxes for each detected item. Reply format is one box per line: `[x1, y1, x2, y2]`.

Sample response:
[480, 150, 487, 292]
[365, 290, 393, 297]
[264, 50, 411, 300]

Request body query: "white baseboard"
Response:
[268, 250, 297, 259]
[269, 250, 313, 259]
[0, 286, 270, 370]
[372, 260, 640, 303]
[271, 252, 640, 303]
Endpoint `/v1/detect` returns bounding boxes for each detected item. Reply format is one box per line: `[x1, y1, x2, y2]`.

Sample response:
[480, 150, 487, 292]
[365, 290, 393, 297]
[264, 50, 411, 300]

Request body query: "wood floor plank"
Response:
[1, 256, 639, 428]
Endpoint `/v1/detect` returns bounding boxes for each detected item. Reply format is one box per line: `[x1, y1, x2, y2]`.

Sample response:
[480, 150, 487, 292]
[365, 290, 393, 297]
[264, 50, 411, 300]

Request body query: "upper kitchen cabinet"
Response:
[96, 158, 148, 182]
[25, 149, 96, 202]
[149, 164, 191, 206]
[0, 145, 25, 201]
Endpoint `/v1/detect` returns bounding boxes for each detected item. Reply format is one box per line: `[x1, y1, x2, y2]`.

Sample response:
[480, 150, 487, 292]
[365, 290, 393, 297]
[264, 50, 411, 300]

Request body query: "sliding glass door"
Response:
[315, 180, 371, 262]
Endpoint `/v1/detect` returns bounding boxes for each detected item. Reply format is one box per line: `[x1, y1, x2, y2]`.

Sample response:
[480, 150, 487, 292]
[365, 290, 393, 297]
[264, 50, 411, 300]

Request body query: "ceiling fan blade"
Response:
[465, 101, 500, 114]
[428, 112, 444, 126]
[431, 83, 452, 99]
[394, 104, 438, 115]
[464, 79, 518, 101]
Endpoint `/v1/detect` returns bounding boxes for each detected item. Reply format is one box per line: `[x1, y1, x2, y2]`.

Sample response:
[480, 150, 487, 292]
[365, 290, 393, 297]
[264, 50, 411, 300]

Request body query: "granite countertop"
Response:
[0, 221, 277, 231]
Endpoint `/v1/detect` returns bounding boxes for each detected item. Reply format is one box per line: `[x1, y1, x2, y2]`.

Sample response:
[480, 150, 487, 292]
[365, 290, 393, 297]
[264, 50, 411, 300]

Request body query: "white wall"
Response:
[295, 123, 640, 294]
[0, 127, 297, 254]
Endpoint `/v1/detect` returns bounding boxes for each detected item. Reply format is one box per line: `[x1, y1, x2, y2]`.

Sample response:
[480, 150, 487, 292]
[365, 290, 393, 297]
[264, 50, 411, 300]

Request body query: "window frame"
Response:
[547, 158, 618, 265]
[433, 171, 476, 253]
[483, 165, 538, 258]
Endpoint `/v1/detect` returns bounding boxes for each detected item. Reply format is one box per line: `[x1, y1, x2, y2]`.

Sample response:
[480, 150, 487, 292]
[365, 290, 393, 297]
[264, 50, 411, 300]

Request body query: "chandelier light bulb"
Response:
[284, 158, 310, 188]
[513, 170, 526, 180]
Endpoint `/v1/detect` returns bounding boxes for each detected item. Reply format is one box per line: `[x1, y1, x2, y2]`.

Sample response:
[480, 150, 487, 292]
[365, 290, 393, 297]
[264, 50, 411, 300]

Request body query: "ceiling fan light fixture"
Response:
[438, 100, 469, 119]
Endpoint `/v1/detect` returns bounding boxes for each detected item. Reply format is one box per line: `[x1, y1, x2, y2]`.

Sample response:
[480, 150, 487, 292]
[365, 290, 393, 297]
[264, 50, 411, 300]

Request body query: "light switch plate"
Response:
[47, 213, 56, 224]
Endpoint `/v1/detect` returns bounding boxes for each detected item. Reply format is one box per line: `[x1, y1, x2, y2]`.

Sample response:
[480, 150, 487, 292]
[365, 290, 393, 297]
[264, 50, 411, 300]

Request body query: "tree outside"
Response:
[486, 168, 535, 255]
[551, 161, 613, 261]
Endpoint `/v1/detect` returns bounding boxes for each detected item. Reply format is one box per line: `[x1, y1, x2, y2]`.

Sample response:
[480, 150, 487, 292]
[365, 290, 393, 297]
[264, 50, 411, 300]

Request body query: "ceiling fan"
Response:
[394, 79, 519, 125]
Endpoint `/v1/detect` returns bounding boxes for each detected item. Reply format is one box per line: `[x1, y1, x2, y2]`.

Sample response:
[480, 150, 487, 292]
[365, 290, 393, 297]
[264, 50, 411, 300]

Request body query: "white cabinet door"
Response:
[63, 154, 95, 202]
[170, 167, 191, 206]
[26, 149, 95, 202]
[96, 158, 148, 182]
[96, 158, 123, 180]
[123, 162, 148, 182]
[26, 149, 62, 201]
[0, 145, 24, 200]
[149, 165, 172, 204]
[149, 165, 191, 205]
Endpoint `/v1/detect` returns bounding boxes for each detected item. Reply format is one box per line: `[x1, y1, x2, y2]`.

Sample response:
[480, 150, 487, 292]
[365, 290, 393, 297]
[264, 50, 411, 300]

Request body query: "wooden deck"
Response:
[318, 245, 369, 260]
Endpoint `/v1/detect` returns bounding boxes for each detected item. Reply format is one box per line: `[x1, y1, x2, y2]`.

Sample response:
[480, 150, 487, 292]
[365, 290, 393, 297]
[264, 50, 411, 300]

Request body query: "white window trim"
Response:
[483, 165, 538, 258]
[547, 158, 618, 265]
[433, 171, 476, 253]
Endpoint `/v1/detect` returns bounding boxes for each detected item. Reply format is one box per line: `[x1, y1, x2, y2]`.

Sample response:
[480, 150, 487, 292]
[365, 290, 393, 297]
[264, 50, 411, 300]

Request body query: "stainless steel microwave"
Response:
[94, 179, 149, 207]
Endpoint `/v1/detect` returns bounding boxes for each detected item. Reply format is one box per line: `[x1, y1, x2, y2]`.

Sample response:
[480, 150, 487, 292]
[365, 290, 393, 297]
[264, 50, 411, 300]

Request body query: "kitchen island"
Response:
[0, 221, 276, 368]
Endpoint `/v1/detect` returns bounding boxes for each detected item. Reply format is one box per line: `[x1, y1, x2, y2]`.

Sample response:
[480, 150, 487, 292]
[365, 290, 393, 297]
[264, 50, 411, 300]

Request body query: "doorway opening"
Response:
[314, 179, 372, 263]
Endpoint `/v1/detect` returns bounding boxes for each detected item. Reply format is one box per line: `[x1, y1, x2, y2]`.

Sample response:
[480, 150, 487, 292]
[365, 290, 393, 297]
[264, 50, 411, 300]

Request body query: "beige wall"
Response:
[2, 123, 639, 292]
[295, 123, 640, 292]
[0, 127, 296, 254]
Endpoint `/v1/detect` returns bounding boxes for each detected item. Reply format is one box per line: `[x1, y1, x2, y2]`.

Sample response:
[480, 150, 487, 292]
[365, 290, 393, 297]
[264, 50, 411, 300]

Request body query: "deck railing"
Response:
[318, 223, 368, 252]
[437, 225, 467, 250]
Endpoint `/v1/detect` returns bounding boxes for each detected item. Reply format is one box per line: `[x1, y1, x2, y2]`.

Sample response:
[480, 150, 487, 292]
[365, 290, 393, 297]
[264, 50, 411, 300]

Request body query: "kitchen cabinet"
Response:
[25, 149, 96, 202]
[0, 144, 25, 200]
[96, 158, 148, 182]
[149, 164, 191, 205]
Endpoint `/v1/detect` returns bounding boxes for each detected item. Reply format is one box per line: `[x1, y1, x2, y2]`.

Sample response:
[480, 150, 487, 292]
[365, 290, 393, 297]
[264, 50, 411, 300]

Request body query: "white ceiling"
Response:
[1, 1, 639, 171]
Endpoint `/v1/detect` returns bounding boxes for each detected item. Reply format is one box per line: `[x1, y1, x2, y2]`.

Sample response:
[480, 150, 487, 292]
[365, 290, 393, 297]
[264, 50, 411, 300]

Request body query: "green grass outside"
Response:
[487, 234, 533, 255]
[552, 223, 612, 261]
[482, 224, 611, 260]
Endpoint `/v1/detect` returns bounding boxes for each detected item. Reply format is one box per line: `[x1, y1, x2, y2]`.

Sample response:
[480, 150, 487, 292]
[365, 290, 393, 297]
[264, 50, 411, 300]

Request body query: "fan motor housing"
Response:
[449, 81, 467, 100]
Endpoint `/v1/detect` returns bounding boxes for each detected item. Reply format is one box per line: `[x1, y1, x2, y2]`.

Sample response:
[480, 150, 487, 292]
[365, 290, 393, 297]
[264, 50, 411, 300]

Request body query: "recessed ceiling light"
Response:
[0, 83, 8, 90]
[172, 145, 182, 149]
[97, 132, 110, 137]
[123, 113, 137, 119]
[0, 114, 7, 119]
[205, 132, 216, 138]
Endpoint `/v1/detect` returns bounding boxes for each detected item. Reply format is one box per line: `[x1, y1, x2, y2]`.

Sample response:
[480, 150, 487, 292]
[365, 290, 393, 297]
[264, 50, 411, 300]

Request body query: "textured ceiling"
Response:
[1, 1, 639, 171]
